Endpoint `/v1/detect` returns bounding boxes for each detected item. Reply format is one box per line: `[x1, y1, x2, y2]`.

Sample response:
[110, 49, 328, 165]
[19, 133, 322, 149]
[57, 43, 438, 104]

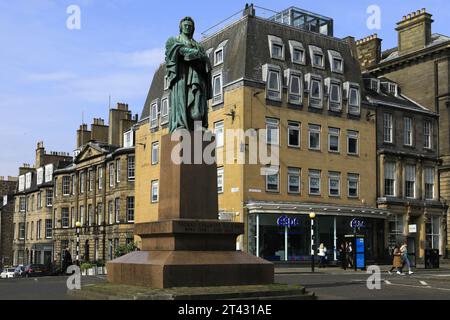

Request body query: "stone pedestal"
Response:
[107, 132, 274, 288]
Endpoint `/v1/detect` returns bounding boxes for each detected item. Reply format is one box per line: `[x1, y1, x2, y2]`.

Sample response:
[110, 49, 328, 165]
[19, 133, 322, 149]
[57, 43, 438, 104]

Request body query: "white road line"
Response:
[420, 281, 428, 286]
[384, 280, 392, 285]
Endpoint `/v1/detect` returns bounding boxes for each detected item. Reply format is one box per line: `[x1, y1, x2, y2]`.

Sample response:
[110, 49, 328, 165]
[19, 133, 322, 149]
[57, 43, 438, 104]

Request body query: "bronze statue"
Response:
[165, 17, 212, 133]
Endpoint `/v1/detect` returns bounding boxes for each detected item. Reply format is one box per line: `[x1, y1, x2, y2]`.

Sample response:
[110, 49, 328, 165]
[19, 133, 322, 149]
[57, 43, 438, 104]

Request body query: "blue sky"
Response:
[1, 0, 449, 176]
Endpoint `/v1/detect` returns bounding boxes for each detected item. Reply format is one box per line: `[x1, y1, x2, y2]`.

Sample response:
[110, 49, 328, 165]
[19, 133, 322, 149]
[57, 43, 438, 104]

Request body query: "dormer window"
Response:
[305, 74, 323, 108]
[370, 79, 380, 92]
[309, 46, 325, 69]
[214, 40, 228, 66]
[150, 100, 159, 129]
[325, 78, 342, 112]
[285, 69, 303, 105]
[289, 40, 305, 65]
[212, 72, 223, 105]
[344, 82, 361, 115]
[388, 83, 398, 95]
[268, 35, 285, 60]
[123, 130, 134, 148]
[328, 50, 344, 73]
[161, 97, 169, 125]
[164, 76, 169, 91]
[263, 64, 282, 101]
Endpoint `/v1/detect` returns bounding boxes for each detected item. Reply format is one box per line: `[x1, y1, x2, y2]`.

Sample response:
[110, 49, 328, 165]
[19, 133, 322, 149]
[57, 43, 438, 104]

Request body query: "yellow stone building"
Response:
[134, 6, 387, 263]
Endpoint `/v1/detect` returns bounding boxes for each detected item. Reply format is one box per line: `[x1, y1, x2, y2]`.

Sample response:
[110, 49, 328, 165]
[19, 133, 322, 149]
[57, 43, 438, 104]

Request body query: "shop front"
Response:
[246, 202, 388, 263]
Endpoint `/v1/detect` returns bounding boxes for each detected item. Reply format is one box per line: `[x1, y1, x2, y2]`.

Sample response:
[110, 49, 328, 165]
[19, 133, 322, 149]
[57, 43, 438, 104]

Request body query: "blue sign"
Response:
[356, 253, 365, 269]
[356, 237, 365, 253]
[350, 218, 366, 229]
[277, 215, 299, 228]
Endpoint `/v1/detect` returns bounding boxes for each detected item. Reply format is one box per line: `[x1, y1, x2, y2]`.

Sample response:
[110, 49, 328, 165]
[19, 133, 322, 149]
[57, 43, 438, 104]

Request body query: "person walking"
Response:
[388, 245, 404, 275]
[346, 242, 354, 269]
[318, 243, 327, 268]
[400, 242, 414, 275]
[338, 243, 347, 270]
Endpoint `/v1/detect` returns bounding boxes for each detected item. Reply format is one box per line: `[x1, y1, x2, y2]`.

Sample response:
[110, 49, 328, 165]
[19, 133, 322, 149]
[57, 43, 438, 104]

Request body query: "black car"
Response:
[23, 264, 49, 277]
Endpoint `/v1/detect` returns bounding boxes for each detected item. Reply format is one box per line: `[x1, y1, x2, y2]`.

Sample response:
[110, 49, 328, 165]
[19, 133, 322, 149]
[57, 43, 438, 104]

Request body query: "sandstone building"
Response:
[0, 176, 18, 267]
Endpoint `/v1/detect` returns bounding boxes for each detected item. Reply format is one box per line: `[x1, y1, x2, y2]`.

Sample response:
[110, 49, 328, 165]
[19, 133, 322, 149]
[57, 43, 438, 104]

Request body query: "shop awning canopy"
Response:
[245, 201, 389, 219]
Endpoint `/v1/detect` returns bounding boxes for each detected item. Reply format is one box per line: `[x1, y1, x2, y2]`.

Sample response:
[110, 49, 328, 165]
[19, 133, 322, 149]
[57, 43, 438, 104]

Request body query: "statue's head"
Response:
[179, 16, 195, 38]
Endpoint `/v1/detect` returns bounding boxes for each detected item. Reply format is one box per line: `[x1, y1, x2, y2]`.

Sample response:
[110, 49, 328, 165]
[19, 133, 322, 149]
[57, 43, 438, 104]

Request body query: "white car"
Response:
[0, 268, 15, 279]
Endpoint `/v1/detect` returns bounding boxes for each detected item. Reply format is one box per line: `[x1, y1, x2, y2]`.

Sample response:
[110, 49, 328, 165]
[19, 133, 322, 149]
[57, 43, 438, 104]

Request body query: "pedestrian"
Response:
[62, 247, 73, 274]
[318, 243, 327, 268]
[338, 243, 347, 270]
[346, 242, 354, 269]
[400, 242, 414, 275]
[388, 245, 404, 275]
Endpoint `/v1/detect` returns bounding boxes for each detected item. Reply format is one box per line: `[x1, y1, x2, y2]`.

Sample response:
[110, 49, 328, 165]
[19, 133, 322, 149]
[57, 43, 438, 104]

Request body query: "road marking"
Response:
[384, 280, 392, 285]
[420, 281, 428, 286]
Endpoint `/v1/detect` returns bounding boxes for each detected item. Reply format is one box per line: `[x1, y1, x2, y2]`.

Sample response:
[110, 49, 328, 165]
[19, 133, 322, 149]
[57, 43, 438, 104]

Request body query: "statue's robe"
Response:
[165, 35, 212, 133]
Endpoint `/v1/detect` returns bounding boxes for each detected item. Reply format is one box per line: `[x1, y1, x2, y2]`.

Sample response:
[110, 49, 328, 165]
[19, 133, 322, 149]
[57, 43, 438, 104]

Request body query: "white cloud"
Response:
[100, 48, 165, 68]
[24, 72, 77, 82]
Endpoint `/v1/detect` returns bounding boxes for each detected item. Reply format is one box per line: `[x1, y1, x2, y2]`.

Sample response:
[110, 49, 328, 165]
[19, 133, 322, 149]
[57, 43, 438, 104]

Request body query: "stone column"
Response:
[396, 157, 403, 198]
[379, 154, 385, 197]
[416, 159, 423, 200]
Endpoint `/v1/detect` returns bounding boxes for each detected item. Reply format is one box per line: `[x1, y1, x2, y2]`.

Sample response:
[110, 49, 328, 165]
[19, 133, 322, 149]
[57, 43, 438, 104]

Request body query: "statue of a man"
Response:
[165, 17, 212, 133]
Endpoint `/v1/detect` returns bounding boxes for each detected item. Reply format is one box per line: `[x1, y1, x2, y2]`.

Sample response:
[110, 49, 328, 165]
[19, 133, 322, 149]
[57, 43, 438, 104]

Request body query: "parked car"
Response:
[23, 264, 49, 278]
[14, 265, 25, 278]
[0, 268, 16, 279]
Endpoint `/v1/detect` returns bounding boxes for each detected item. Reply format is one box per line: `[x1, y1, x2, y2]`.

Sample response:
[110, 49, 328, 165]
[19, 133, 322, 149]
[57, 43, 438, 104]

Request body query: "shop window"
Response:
[426, 217, 441, 253]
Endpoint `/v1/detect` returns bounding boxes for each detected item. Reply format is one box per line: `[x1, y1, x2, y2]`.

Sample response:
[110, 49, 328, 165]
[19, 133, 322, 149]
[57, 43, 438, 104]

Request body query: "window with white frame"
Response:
[150, 101, 159, 129]
[18, 175, 25, 192]
[268, 35, 284, 60]
[62, 176, 71, 196]
[328, 127, 340, 153]
[88, 169, 93, 192]
[45, 219, 52, 239]
[348, 173, 359, 198]
[36, 220, 41, 239]
[309, 45, 325, 69]
[80, 171, 85, 194]
[115, 198, 120, 223]
[325, 78, 342, 111]
[266, 118, 280, 145]
[152, 142, 159, 165]
[424, 121, 432, 149]
[217, 167, 224, 193]
[46, 189, 53, 207]
[424, 167, 435, 200]
[288, 167, 300, 194]
[426, 216, 441, 252]
[127, 197, 134, 222]
[109, 163, 114, 188]
[289, 40, 305, 65]
[384, 162, 396, 197]
[98, 166, 103, 190]
[404, 117, 413, 146]
[19, 197, 26, 212]
[164, 75, 169, 91]
[80, 205, 85, 226]
[71, 175, 76, 195]
[151, 180, 159, 203]
[108, 201, 113, 224]
[405, 165, 416, 198]
[19, 223, 25, 240]
[263, 64, 282, 101]
[214, 48, 223, 66]
[309, 170, 321, 195]
[127, 155, 135, 180]
[383, 113, 393, 143]
[124, 130, 134, 148]
[370, 79, 380, 92]
[37, 168, 44, 185]
[212, 73, 223, 105]
[345, 83, 361, 115]
[308, 124, 321, 150]
[62, 208, 69, 228]
[305, 74, 323, 108]
[328, 50, 344, 73]
[214, 121, 224, 148]
[88, 204, 93, 226]
[25, 172, 32, 190]
[288, 121, 300, 148]
[347, 130, 359, 155]
[286, 69, 302, 105]
[328, 172, 341, 197]
[116, 159, 121, 184]
[161, 97, 169, 125]
[266, 166, 280, 192]
[45, 164, 53, 183]
[71, 208, 75, 228]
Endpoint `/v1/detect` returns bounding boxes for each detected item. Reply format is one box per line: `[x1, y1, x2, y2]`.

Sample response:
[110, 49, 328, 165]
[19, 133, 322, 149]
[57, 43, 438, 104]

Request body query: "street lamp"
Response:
[309, 212, 316, 273]
[75, 221, 82, 266]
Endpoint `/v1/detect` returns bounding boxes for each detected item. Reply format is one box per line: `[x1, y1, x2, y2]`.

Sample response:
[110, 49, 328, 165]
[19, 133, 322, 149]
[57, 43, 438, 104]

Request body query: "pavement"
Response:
[0, 262, 449, 300]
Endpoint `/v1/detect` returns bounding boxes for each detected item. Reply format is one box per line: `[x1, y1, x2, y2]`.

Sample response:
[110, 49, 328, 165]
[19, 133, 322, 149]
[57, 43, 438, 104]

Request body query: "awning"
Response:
[31, 243, 53, 251]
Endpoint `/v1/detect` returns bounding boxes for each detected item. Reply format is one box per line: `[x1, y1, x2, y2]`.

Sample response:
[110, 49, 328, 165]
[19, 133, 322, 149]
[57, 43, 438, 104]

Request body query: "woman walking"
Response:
[318, 243, 327, 268]
[388, 245, 404, 275]
[400, 242, 414, 275]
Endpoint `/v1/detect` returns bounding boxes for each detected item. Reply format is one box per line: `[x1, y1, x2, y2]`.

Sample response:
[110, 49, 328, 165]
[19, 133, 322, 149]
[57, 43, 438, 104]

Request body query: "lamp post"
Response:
[309, 212, 316, 273]
[75, 221, 81, 266]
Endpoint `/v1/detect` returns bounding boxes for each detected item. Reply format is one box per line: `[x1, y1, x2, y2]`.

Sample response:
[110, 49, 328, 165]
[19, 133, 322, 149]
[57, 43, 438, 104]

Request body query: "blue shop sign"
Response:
[277, 215, 299, 228]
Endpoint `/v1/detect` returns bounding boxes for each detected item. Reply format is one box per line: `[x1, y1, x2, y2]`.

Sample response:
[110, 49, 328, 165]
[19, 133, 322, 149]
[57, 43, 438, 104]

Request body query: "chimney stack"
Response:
[35, 141, 45, 168]
[77, 124, 91, 148]
[396, 8, 433, 55]
[356, 33, 383, 70]
[91, 118, 109, 143]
